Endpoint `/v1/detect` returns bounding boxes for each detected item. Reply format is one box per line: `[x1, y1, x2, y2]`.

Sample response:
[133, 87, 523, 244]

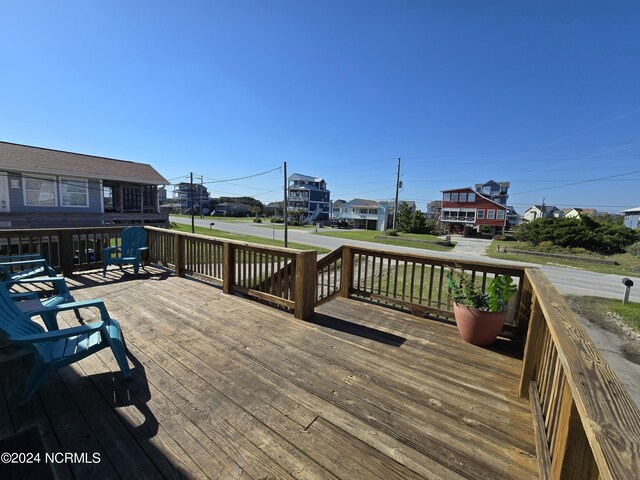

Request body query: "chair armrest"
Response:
[26, 298, 110, 322]
[11, 321, 104, 344]
[103, 245, 120, 255]
[0, 259, 48, 267]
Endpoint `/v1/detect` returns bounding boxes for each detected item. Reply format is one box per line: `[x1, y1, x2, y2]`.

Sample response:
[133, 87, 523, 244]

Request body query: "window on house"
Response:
[459, 192, 467, 202]
[477, 209, 484, 219]
[468, 193, 475, 202]
[60, 178, 89, 207]
[487, 210, 495, 219]
[497, 210, 505, 220]
[451, 193, 459, 202]
[24, 176, 57, 206]
[443, 193, 451, 201]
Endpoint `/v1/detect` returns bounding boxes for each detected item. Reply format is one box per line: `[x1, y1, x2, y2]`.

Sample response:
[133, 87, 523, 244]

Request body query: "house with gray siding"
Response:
[621, 207, 640, 229]
[0, 141, 168, 228]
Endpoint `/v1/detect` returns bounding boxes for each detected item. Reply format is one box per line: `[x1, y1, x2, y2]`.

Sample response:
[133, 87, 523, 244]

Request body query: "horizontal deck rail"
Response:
[0, 227, 127, 275]
[145, 226, 317, 319]
[318, 244, 529, 336]
[519, 268, 640, 479]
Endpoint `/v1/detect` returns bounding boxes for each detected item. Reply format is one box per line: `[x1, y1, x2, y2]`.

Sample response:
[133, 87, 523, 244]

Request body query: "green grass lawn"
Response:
[488, 240, 640, 275]
[170, 222, 330, 254]
[315, 229, 454, 252]
[566, 295, 640, 333]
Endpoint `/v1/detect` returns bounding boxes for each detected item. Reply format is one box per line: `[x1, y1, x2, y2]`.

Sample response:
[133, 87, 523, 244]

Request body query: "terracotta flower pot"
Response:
[453, 303, 507, 346]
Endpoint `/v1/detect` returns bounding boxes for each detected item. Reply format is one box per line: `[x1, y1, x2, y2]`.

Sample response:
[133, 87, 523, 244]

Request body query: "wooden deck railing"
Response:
[519, 268, 640, 480]
[317, 245, 530, 335]
[3, 226, 639, 479]
[145, 227, 317, 319]
[0, 227, 126, 275]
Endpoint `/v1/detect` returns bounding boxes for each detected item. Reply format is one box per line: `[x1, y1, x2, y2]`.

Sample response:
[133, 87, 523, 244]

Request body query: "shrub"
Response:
[514, 217, 637, 254]
[627, 241, 640, 257]
[253, 218, 262, 223]
[290, 220, 300, 226]
[270, 217, 283, 223]
[385, 229, 399, 236]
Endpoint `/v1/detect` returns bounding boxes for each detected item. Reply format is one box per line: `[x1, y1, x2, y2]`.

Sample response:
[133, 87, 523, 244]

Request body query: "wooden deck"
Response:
[0, 267, 539, 479]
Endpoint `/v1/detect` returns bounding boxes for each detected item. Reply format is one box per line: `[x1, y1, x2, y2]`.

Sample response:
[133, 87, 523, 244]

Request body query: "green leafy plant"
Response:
[447, 270, 517, 313]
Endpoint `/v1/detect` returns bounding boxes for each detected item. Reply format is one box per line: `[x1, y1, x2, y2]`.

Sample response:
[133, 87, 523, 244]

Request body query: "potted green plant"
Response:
[447, 270, 517, 346]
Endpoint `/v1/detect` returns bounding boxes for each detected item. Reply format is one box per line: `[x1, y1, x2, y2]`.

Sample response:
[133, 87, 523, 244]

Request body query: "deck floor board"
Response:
[0, 268, 539, 479]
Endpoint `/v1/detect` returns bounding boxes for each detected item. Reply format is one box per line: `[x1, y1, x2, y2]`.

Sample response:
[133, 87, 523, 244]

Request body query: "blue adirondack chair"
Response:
[102, 227, 149, 277]
[0, 254, 56, 286]
[9, 276, 83, 327]
[0, 283, 131, 403]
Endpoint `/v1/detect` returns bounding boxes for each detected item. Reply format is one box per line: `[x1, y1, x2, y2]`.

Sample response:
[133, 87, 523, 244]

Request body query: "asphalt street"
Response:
[171, 215, 640, 303]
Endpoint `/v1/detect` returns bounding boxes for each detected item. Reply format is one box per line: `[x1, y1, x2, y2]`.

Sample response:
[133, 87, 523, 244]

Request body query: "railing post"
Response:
[340, 246, 353, 298]
[519, 295, 546, 398]
[517, 271, 534, 340]
[550, 380, 598, 479]
[294, 250, 317, 320]
[60, 230, 75, 277]
[223, 242, 234, 294]
[174, 234, 185, 277]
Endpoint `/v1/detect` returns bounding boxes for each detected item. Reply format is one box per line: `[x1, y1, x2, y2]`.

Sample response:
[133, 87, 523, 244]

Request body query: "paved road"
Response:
[171, 216, 640, 302]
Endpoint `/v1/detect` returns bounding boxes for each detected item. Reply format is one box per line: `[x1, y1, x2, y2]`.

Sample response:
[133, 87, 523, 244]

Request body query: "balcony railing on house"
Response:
[1, 225, 638, 479]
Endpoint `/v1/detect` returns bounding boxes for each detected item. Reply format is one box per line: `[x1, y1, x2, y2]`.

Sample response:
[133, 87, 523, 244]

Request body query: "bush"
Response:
[253, 218, 262, 223]
[514, 217, 637, 254]
[290, 220, 300, 226]
[385, 229, 399, 236]
[270, 217, 283, 223]
[627, 241, 640, 257]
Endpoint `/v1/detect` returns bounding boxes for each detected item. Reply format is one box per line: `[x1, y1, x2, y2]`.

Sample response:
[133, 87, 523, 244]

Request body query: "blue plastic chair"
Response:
[9, 276, 83, 327]
[0, 254, 56, 286]
[102, 227, 149, 277]
[0, 283, 131, 403]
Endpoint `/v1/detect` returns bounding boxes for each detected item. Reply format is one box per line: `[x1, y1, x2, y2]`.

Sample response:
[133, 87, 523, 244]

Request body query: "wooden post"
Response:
[223, 242, 235, 294]
[294, 250, 317, 320]
[516, 272, 534, 340]
[519, 296, 546, 398]
[59, 230, 75, 277]
[550, 380, 599, 479]
[340, 246, 353, 298]
[174, 234, 185, 277]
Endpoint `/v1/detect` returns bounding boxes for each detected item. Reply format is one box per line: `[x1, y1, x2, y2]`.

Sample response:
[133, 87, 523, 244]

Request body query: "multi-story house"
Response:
[287, 173, 330, 224]
[0, 141, 168, 228]
[331, 199, 346, 220]
[338, 198, 390, 230]
[426, 200, 442, 220]
[475, 180, 510, 205]
[440, 187, 508, 234]
[523, 204, 562, 222]
[173, 183, 210, 214]
[621, 207, 640, 229]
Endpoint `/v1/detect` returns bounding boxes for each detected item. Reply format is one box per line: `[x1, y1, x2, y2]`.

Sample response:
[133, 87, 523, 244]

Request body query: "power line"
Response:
[510, 169, 640, 196]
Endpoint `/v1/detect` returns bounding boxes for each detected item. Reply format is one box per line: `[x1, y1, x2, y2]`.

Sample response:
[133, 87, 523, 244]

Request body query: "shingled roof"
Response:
[0, 141, 168, 185]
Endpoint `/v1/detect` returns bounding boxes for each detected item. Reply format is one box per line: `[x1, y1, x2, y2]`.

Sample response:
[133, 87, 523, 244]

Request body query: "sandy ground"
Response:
[567, 300, 640, 409]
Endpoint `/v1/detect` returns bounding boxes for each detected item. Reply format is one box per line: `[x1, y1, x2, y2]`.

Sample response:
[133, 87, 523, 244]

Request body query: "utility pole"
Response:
[200, 175, 204, 219]
[393, 157, 401, 229]
[190, 172, 195, 233]
[284, 161, 288, 248]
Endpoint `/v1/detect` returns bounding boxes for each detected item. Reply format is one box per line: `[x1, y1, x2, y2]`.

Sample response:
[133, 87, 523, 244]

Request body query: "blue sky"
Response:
[1, 1, 639, 213]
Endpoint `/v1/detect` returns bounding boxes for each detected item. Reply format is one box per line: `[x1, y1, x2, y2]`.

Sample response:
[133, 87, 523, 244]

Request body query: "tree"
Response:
[395, 202, 413, 232]
[409, 210, 428, 234]
[250, 205, 262, 219]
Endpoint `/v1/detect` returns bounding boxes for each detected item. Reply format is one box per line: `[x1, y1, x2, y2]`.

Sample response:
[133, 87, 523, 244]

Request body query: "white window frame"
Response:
[468, 193, 476, 202]
[23, 175, 57, 207]
[497, 210, 505, 220]
[459, 192, 467, 202]
[477, 209, 485, 219]
[451, 192, 459, 202]
[59, 177, 89, 208]
[487, 209, 495, 220]
[443, 193, 451, 201]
